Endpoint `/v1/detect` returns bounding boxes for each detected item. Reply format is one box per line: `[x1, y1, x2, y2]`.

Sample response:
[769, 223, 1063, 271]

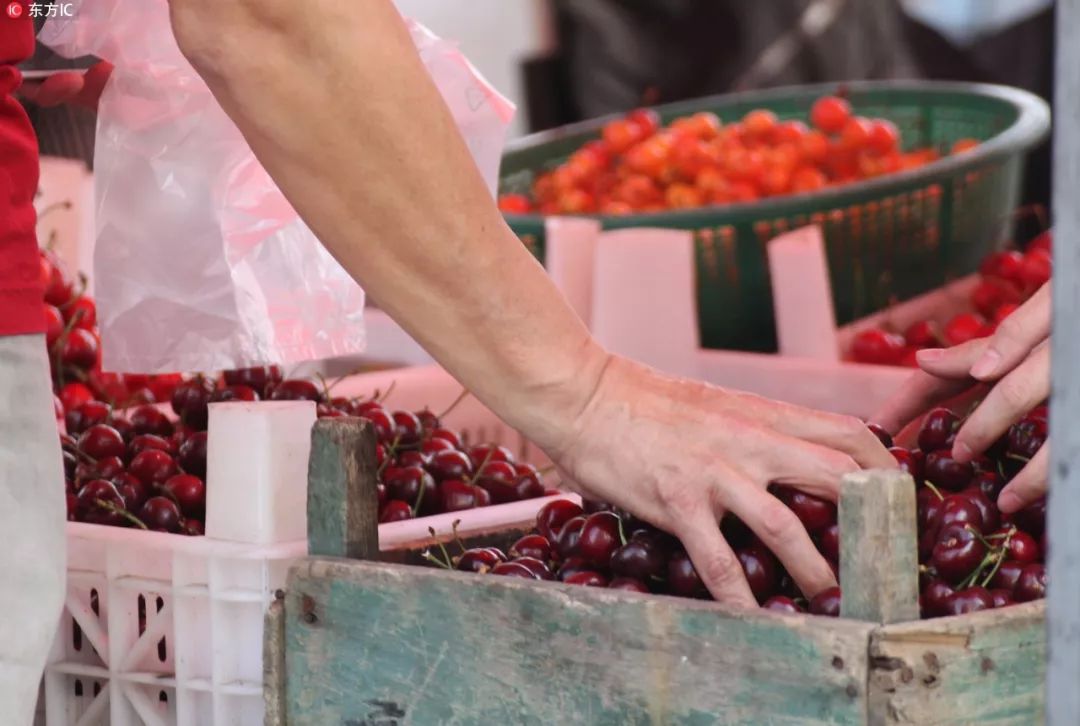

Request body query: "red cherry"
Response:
[610, 540, 666, 581]
[1004, 529, 1040, 564]
[943, 313, 986, 346]
[178, 431, 208, 479]
[59, 382, 95, 413]
[438, 479, 480, 512]
[1012, 498, 1046, 538]
[64, 296, 97, 330]
[511, 463, 546, 501]
[774, 486, 836, 533]
[924, 451, 974, 492]
[491, 561, 541, 580]
[513, 557, 554, 580]
[989, 589, 1014, 608]
[472, 460, 518, 504]
[959, 487, 1000, 533]
[945, 586, 994, 616]
[385, 466, 438, 514]
[737, 547, 779, 603]
[536, 499, 584, 543]
[609, 577, 650, 593]
[918, 408, 959, 453]
[128, 449, 178, 486]
[44, 305, 65, 348]
[1014, 563, 1047, 602]
[577, 512, 622, 565]
[667, 550, 708, 598]
[808, 586, 841, 617]
[379, 500, 413, 522]
[816, 524, 840, 563]
[455, 548, 502, 573]
[563, 570, 609, 587]
[76, 479, 129, 526]
[554, 516, 587, 560]
[890, 447, 925, 485]
[270, 379, 323, 403]
[162, 474, 206, 519]
[60, 328, 100, 370]
[210, 384, 259, 403]
[866, 423, 894, 448]
[128, 405, 174, 437]
[413, 409, 440, 431]
[390, 411, 423, 448]
[931, 524, 987, 584]
[763, 596, 803, 614]
[920, 580, 955, 618]
[114, 473, 149, 511]
[851, 329, 906, 365]
[138, 496, 183, 533]
[428, 450, 473, 483]
[358, 408, 395, 443]
[429, 428, 462, 449]
[468, 444, 515, 468]
[223, 366, 283, 396]
[77, 424, 125, 460]
[509, 534, 552, 562]
[420, 437, 454, 457]
[182, 519, 204, 536]
[989, 560, 1025, 591]
[44, 261, 74, 307]
[171, 378, 215, 431]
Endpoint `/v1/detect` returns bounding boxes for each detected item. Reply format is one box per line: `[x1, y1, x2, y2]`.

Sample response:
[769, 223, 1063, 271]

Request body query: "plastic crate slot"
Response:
[120, 597, 173, 673]
[66, 592, 109, 664]
[120, 680, 175, 726]
[74, 680, 82, 697]
[156, 596, 167, 663]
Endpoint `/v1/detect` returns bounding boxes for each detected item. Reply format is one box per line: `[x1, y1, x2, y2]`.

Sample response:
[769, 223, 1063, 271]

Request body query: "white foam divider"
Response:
[767, 225, 841, 361]
[544, 216, 602, 326]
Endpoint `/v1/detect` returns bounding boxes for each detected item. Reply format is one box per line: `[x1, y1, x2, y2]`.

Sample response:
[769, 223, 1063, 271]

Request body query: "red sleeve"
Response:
[0, 2, 45, 336]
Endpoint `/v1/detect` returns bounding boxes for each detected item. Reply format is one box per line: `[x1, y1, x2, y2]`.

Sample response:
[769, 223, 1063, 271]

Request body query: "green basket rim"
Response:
[500, 79, 1051, 225]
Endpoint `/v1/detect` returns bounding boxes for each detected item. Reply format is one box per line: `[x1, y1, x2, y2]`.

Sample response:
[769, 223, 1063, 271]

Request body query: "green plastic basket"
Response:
[499, 81, 1050, 352]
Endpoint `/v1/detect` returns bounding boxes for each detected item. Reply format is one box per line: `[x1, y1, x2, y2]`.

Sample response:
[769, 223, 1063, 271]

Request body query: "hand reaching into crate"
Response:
[164, 0, 893, 608]
[874, 283, 1051, 515]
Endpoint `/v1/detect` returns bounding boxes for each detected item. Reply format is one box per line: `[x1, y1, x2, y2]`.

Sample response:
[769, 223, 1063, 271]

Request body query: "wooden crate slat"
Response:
[869, 601, 1046, 725]
[283, 558, 876, 725]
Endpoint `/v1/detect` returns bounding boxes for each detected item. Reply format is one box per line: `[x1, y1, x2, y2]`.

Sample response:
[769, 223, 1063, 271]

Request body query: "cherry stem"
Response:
[420, 550, 452, 570]
[465, 446, 496, 485]
[322, 365, 368, 397]
[923, 481, 944, 501]
[375, 435, 402, 479]
[71, 447, 98, 465]
[94, 499, 148, 530]
[376, 380, 397, 404]
[36, 199, 74, 225]
[436, 387, 470, 419]
[616, 513, 627, 547]
[427, 527, 454, 568]
[314, 373, 332, 402]
[1005, 452, 1031, 464]
[450, 519, 467, 554]
[958, 547, 999, 591]
[411, 476, 428, 516]
[964, 524, 996, 550]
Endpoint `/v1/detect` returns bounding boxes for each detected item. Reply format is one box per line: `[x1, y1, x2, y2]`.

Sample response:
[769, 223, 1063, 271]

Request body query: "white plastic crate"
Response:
[45, 365, 560, 726]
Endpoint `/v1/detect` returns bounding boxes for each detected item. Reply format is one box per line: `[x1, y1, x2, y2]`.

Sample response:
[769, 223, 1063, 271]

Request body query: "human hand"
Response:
[19, 61, 113, 111]
[546, 355, 895, 608]
[873, 283, 1050, 514]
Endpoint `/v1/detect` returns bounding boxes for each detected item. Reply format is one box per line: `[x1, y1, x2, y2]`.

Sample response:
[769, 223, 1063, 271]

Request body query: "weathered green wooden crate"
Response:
[263, 419, 1046, 725]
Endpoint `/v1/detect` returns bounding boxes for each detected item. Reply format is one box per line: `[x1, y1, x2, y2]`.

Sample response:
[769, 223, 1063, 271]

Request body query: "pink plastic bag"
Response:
[40, 2, 514, 373]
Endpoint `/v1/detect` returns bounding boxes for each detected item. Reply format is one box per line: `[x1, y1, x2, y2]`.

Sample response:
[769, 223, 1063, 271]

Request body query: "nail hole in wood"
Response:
[832, 656, 845, 670]
[845, 683, 858, 699]
[981, 657, 995, 674]
[301, 594, 317, 624]
[923, 652, 940, 673]
[900, 666, 914, 683]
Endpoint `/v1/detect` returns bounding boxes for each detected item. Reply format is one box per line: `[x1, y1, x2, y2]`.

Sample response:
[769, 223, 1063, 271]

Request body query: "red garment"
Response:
[0, 2, 44, 336]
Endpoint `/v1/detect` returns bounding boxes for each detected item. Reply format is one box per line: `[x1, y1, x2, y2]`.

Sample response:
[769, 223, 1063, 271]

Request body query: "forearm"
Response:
[168, 0, 606, 449]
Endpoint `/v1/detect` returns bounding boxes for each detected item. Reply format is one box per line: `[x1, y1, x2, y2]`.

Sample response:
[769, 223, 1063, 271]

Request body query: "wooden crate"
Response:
[263, 420, 1046, 725]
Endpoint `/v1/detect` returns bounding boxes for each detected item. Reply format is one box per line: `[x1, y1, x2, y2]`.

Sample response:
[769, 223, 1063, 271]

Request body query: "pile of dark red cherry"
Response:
[431, 409, 1047, 620]
[850, 230, 1052, 366]
[61, 361, 551, 533]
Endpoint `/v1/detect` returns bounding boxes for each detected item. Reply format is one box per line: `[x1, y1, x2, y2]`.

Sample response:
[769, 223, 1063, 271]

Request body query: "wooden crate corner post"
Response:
[306, 417, 380, 560]
[838, 468, 919, 624]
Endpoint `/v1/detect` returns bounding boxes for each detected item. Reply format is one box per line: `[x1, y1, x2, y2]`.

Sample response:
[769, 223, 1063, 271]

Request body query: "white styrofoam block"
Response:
[545, 216, 601, 327]
[205, 401, 317, 545]
[590, 227, 700, 378]
[767, 225, 841, 361]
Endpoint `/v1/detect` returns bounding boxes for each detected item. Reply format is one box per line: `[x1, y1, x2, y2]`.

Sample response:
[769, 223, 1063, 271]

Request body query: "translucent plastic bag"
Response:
[40, 1, 514, 373]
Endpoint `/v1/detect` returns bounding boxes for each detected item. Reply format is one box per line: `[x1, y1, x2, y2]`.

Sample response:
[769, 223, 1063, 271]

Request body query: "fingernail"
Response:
[998, 490, 1021, 513]
[916, 348, 945, 363]
[971, 349, 1001, 379]
[952, 441, 973, 463]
